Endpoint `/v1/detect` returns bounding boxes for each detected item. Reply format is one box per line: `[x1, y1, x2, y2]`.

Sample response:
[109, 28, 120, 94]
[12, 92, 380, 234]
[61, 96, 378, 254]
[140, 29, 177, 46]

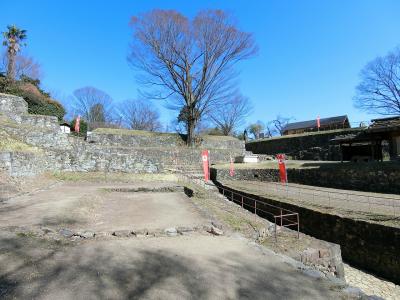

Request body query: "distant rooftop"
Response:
[282, 115, 349, 133]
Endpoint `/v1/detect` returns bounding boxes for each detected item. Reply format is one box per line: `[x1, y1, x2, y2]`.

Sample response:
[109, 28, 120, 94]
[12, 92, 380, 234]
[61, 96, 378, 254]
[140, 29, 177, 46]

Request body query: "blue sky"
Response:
[1, 0, 399, 129]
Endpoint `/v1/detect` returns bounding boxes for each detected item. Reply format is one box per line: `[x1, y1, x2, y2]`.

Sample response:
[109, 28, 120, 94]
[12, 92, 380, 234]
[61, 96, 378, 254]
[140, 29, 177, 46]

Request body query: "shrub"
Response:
[0, 76, 66, 121]
[70, 118, 88, 137]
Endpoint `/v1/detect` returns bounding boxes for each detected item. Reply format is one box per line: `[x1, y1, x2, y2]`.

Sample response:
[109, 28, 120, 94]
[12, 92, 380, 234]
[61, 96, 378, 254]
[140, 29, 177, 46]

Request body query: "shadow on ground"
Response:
[0, 232, 344, 299]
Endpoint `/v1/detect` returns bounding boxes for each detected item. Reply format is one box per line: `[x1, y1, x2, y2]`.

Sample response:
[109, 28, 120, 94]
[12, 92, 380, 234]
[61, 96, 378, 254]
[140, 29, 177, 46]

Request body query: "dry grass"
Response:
[50, 171, 179, 183]
[93, 128, 180, 137]
[93, 128, 238, 141]
[0, 129, 41, 153]
[213, 160, 336, 170]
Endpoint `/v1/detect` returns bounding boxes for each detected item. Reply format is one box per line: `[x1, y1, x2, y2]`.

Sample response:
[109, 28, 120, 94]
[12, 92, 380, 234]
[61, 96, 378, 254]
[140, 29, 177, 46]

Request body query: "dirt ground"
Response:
[0, 174, 357, 299]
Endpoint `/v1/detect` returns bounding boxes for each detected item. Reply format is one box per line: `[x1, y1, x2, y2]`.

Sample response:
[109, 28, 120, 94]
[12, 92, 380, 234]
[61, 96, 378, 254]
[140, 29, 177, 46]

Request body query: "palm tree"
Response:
[2, 25, 27, 81]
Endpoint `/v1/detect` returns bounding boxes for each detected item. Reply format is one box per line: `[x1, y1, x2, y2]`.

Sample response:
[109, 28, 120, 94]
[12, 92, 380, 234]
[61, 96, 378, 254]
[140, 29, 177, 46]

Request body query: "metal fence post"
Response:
[241, 196, 244, 208]
[297, 214, 300, 239]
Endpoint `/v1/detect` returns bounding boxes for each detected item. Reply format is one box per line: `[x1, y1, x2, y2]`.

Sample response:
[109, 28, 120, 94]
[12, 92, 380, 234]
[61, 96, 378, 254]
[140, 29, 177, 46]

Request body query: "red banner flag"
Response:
[229, 156, 235, 177]
[202, 150, 210, 181]
[276, 154, 287, 184]
[74, 115, 81, 133]
[317, 116, 321, 129]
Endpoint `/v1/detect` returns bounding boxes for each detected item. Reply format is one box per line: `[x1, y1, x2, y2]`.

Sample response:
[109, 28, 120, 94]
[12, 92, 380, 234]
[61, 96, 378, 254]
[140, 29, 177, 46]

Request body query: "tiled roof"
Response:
[282, 115, 349, 132]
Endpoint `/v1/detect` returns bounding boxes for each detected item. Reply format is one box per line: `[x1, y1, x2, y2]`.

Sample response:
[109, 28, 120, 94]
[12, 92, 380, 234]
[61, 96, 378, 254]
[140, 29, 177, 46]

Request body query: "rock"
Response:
[319, 248, 330, 258]
[211, 221, 223, 229]
[41, 227, 54, 234]
[164, 227, 178, 236]
[59, 228, 74, 238]
[176, 226, 193, 234]
[207, 225, 223, 236]
[342, 287, 364, 298]
[300, 248, 320, 264]
[302, 269, 325, 279]
[256, 227, 270, 242]
[81, 231, 95, 238]
[112, 230, 132, 237]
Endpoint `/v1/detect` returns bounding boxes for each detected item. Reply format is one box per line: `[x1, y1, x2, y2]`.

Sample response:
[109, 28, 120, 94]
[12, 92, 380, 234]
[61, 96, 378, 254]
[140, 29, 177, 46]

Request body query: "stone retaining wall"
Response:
[211, 163, 400, 194]
[245, 129, 363, 160]
[214, 181, 400, 285]
[88, 131, 245, 150]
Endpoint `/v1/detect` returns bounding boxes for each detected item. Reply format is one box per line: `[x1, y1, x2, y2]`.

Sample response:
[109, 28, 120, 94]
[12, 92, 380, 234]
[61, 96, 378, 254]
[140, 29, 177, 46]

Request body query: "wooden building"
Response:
[282, 115, 350, 135]
[332, 116, 400, 162]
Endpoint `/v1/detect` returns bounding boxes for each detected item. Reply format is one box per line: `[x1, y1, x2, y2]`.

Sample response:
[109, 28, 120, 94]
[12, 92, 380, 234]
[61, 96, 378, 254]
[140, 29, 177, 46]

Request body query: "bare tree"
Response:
[265, 121, 278, 137]
[128, 9, 257, 145]
[117, 99, 162, 131]
[354, 47, 400, 115]
[209, 93, 252, 135]
[271, 115, 293, 136]
[72, 87, 114, 129]
[1, 52, 41, 80]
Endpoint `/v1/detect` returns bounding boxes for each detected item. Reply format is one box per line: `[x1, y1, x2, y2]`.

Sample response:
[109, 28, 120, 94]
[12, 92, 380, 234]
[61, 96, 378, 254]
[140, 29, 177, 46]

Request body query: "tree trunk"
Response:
[187, 118, 196, 147]
[6, 50, 16, 81]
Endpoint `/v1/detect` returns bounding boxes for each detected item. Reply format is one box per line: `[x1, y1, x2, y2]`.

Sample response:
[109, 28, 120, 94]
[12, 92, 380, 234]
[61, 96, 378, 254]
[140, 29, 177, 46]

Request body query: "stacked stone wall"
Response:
[211, 163, 400, 194]
[214, 181, 400, 285]
[88, 131, 245, 150]
[0, 93, 244, 177]
[245, 129, 363, 161]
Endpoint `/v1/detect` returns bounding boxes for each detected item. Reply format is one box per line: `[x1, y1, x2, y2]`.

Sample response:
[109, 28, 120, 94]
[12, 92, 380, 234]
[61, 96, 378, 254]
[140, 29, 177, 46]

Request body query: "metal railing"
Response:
[176, 172, 300, 240]
[218, 185, 299, 240]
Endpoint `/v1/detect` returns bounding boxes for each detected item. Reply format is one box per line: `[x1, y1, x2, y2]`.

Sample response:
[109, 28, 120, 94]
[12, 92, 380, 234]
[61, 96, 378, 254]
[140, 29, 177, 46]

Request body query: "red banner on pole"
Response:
[202, 150, 209, 181]
[229, 156, 235, 177]
[75, 115, 81, 133]
[276, 154, 287, 184]
[317, 116, 321, 130]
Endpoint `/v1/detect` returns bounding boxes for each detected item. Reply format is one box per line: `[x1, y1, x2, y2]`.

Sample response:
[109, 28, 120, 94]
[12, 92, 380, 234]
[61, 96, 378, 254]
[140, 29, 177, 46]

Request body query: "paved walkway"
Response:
[345, 263, 400, 299]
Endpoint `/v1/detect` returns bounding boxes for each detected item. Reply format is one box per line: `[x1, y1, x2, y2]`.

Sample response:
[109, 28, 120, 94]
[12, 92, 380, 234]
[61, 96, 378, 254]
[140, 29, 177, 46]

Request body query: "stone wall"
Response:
[20, 114, 60, 131]
[87, 130, 245, 150]
[214, 181, 400, 285]
[0, 93, 28, 122]
[211, 162, 400, 194]
[0, 151, 50, 177]
[0, 93, 244, 177]
[245, 129, 363, 160]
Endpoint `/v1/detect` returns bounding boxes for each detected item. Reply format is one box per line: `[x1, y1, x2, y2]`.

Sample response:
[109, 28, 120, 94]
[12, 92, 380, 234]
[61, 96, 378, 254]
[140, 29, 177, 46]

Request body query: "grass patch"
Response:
[93, 128, 239, 141]
[16, 231, 37, 238]
[50, 171, 179, 183]
[93, 128, 180, 137]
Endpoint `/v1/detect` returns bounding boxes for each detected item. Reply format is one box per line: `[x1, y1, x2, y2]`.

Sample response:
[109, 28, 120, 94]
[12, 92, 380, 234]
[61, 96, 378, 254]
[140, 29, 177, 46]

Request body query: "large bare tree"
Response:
[117, 99, 162, 131]
[128, 9, 257, 145]
[354, 47, 400, 115]
[209, 92, 252, 135]
[72, 87, 114, 129]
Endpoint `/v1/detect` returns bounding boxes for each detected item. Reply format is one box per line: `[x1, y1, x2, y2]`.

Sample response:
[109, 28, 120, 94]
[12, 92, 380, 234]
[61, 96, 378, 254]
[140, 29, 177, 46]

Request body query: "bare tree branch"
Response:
[72, 87, 114, 129]
[354, 47, 400, 115]
[209, 92, 252, 135]
[116, 99, 162, 131]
